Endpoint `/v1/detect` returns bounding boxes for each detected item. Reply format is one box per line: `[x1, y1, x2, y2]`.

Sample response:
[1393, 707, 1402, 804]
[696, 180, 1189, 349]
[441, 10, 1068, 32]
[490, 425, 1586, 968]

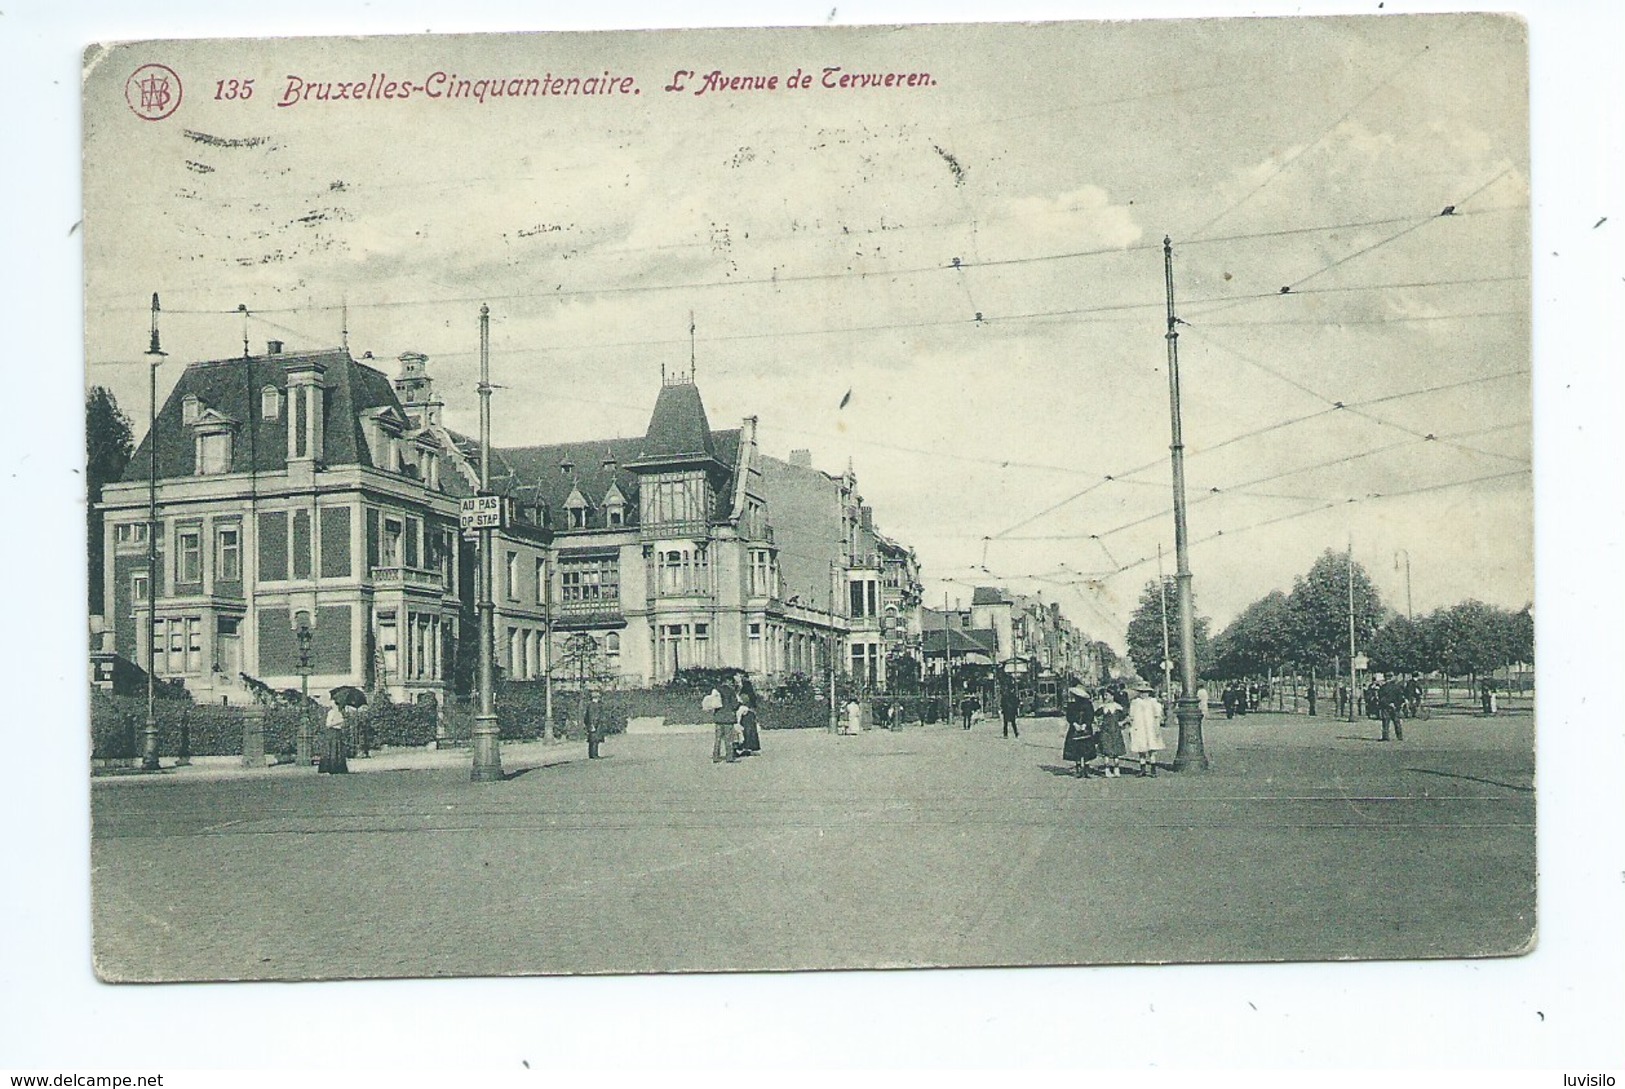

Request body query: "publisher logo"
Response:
[125, 64, 183, 121]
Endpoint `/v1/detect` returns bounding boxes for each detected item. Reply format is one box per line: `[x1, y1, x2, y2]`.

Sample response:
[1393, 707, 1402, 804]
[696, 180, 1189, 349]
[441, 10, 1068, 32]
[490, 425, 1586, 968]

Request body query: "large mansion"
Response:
[95, 344, 923, 704]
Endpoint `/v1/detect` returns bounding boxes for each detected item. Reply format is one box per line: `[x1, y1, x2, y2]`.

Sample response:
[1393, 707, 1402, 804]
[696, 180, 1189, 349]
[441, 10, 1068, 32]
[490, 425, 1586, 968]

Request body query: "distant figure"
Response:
[1480, 681, 1494, 716]
[1404, 674, 1424, 719]
[843, 698, 862, 736]
[1196, 684, 1209, 727]
[1307, 681, 1317, 717]
[1376, 672, 1406, 742]
[959, 693, 977, 730]
[706, 687, 735, 763]
[1126, 682, 1164, 777]
[736, 677, 762, 754]
[318, 699, 349, 775]
[585, 692, 602, 759]
[999, 683, 1020, 739]
[1222, 683, 1238, 719]
[1335, 683, 1348, 718]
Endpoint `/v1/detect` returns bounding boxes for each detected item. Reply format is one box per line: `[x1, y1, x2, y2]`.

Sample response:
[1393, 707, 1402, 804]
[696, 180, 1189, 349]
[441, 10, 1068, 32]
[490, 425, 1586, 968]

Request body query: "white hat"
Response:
[1373, 673, 1385, 683]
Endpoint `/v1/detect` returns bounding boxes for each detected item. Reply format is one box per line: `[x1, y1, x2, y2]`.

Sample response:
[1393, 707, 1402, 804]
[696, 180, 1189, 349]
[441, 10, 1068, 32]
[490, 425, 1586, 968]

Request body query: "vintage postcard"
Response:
[82, 15, 1532, 981]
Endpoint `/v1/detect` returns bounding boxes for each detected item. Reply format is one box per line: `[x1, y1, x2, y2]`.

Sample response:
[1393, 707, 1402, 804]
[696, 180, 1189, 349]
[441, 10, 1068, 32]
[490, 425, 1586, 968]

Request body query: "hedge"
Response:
[90, 691, 266, 759]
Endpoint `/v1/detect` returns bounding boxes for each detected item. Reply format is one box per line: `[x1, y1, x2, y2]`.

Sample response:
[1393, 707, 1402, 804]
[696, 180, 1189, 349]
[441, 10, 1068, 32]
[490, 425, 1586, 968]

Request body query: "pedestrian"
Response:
[999, 681, 1020, 739]
[1126, 682, 1164, 777]
[736, 676, 761, 755]
[1222, 683, 1237, 720]
[1307, 679, 1318, 717]
[585, 691, 603, 759]
[959, 693, 977, 730]
[1480, 681, 1493, 716]
[1405, 673, 1424, 719]
[1196, 683, 1210, 727]
[1095, 688, 1127, 777]
[1376, 672, 1406, 742]
[705, 686, 736, 763]
[318, 697, 349, 775]
[1062, 684, 1098, 777]
[1335, 683, 1347, 718]
[843, 697, 862, 735]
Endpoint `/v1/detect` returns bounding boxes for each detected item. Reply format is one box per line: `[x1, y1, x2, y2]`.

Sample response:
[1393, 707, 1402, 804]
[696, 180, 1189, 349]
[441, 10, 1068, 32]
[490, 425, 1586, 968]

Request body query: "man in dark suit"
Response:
[999, 681, 1020, 739]
[1375, 673, 1406, 742]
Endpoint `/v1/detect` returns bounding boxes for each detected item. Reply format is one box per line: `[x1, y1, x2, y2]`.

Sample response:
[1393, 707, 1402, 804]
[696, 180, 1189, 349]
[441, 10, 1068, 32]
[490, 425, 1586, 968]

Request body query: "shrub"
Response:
[90, 690, 248, 758]
[364, 697, 439, 749]
[663, 666, 748, 693]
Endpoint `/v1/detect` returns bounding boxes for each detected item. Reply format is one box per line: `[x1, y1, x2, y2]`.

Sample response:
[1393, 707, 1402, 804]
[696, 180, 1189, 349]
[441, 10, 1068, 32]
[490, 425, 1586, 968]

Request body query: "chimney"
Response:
[789, 448, 812, 468]
[267, 340, 284, 355]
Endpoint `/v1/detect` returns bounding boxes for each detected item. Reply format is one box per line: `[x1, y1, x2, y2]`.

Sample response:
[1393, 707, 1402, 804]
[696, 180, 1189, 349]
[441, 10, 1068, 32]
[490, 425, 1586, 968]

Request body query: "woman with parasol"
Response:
[321, 686, 367, 773]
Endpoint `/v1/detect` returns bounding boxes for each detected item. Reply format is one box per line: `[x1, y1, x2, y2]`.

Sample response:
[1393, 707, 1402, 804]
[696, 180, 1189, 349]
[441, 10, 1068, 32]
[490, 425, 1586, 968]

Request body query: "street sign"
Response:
[460, 494, 504, 531]
[1353, 653, 1369, 672]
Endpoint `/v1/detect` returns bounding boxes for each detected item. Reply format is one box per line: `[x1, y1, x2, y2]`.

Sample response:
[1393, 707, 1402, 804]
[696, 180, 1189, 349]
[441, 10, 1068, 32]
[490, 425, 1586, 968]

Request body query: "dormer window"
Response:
[187, 406, 239, 476]
[182, 394, 202, 425]
[603, 481, 627, 528]
[261, 385, 281, 421]
[565, 486, 589, 529]
[197, 431, 233, 474]
[359, 407, 408, 474]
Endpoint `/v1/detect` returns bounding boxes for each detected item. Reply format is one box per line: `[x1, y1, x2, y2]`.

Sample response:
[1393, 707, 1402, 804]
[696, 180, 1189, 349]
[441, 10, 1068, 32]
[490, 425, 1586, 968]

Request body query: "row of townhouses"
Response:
[94, 342, 923, 705]
[920, 586, 1099, 698]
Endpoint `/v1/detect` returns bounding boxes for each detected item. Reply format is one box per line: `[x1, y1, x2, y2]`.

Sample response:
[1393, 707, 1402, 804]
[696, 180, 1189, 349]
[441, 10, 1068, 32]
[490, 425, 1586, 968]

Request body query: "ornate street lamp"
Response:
[294, 610, 316, 765]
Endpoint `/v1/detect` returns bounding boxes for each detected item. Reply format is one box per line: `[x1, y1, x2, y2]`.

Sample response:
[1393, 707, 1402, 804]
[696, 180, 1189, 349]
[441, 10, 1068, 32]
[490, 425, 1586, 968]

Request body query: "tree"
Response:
[1286, 549, 1385, 673]
[1125, 579, 1211, 688]
[1368, 614, 1426, 675]
[1211, 589, 1296, 679]
[1508, 605, 1534, 667]
[1427, 600, 1518, 685]
[87, 387, 134, 615]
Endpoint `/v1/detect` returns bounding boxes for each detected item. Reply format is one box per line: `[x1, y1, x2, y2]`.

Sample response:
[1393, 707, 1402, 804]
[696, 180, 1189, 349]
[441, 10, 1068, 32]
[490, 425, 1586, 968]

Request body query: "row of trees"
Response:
[1125, 549, 1533, 688]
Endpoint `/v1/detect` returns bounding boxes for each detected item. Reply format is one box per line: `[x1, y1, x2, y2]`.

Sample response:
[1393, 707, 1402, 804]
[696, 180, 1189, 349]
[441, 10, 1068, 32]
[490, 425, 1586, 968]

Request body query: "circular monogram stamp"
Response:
[125, 64, 183, 121]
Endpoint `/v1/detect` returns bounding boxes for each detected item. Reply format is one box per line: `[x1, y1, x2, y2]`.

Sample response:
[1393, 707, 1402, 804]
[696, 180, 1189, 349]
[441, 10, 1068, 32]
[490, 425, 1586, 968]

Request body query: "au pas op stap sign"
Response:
[459, 494, 504, 532]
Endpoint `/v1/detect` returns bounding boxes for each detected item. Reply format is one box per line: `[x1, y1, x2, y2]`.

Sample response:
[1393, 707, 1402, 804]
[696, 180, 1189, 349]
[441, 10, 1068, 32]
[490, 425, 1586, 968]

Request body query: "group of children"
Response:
[1060, 682, 1165, 779]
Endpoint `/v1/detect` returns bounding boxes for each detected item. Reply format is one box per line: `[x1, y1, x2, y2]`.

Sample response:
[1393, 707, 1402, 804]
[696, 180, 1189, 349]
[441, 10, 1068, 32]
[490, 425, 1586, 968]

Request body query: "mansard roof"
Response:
[122, 348, 408, 482]
[480, 427, 742, 531]
[632, 380, 722, 466]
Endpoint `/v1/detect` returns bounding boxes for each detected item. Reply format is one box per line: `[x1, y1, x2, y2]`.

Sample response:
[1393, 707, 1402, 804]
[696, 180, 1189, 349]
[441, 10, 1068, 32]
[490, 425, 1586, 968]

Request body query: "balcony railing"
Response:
[640, 518, 709, 541]
[556, 598, 623, 623]
[370, 565, 446, 592]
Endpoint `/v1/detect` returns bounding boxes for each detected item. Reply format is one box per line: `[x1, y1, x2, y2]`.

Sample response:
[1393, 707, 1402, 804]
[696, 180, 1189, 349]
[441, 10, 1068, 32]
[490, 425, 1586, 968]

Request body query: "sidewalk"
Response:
[90, 737, 584, 785]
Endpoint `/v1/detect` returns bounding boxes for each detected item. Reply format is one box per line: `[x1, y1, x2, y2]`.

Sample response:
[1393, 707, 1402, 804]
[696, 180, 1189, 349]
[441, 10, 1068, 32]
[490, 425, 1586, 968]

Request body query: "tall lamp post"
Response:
[471, 303, 504, 782]
[141, 294, 165, 771]
[1163, 237, 1208, 771]
[294, 611, 316, 765]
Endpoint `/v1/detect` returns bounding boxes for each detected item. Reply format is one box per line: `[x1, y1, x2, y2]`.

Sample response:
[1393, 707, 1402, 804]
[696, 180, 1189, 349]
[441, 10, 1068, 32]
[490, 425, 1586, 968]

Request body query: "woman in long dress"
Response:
[318, 700, 349, 774]
[735, 677, 762, 755]
[1061, 685, 1098, 777]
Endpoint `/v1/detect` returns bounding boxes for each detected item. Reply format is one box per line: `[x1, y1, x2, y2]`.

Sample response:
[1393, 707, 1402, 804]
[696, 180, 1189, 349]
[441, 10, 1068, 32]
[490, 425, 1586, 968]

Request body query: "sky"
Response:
[82, 14, 1532, 645]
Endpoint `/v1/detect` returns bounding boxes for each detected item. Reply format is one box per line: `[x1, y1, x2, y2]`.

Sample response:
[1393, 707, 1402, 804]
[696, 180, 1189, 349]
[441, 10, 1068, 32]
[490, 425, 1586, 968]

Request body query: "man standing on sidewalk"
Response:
[999, 679, 1020, 739]
[585, 691, 603, 759]
[1376, 673, 1406, 742]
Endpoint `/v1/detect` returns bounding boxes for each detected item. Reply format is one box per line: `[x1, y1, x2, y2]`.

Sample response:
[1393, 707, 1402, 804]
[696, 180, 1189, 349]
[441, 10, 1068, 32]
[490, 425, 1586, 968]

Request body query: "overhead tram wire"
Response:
[1184, 39, 1436, 241]
[1182, 326, 1533, 464]
[130, 200, 1523, 321]
[980, 364, 1529, 544]
[1104, 465, 1533, 581]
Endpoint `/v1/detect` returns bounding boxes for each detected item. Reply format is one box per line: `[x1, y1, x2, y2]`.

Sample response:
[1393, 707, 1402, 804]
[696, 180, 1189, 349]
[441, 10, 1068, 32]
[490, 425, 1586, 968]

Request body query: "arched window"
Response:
[260, 385, 281, 420]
